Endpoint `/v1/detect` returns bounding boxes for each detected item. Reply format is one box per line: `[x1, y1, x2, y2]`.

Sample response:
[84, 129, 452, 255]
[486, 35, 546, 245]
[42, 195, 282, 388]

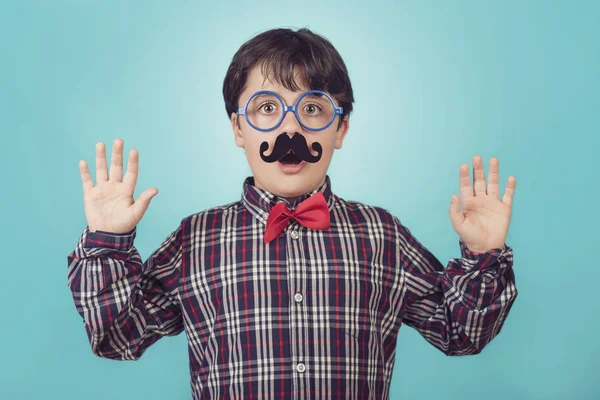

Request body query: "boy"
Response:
[68, 27, 518, 400]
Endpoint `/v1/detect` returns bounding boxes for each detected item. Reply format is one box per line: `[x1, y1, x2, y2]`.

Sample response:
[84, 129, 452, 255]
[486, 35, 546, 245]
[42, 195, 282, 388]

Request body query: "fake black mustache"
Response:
[260, 132, 322, 163]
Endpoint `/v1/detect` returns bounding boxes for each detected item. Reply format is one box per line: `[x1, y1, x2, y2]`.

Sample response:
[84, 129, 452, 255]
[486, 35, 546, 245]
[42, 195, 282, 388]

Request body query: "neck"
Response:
[253, 175, 326, 206]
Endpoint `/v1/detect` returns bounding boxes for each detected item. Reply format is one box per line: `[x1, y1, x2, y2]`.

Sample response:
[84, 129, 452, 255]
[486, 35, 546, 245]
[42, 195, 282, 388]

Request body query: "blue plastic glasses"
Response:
[237, 90, 344, 132]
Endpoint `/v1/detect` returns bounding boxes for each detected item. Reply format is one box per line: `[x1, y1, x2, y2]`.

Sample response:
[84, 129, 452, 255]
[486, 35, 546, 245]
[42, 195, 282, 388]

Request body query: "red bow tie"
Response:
[264, 192, 331, 243]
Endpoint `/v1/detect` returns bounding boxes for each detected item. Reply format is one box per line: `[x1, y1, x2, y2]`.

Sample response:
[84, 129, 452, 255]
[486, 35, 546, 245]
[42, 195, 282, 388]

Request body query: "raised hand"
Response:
[79, 138, 159, 233]
[448, 156, 516, 253]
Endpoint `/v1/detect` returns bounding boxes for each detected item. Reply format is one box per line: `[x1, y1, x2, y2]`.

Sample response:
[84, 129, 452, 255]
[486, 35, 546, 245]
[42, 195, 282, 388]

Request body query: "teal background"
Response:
[1, 0, 598, 399]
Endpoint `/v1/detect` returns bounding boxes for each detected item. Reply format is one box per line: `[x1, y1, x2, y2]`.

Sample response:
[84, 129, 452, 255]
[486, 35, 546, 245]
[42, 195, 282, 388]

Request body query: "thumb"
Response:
[448, 194, 465, 228]
[133, 188, 159, 220]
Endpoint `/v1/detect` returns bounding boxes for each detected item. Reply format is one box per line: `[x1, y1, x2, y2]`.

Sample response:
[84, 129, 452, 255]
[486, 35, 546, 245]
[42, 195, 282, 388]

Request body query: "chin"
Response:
[252, 163, 326, 195]
[274, 173, 323, 195]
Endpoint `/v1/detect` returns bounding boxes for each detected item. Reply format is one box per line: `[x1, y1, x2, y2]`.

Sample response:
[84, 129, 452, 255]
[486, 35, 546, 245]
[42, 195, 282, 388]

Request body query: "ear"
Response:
[334, 117, 350, 149]
[231, 112, 244, 148]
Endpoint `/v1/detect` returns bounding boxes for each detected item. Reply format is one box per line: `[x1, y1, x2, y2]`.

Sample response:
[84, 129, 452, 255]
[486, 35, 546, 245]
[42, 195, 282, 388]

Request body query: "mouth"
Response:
[278, 151, 305, 174]
[279, 150, 302, 165]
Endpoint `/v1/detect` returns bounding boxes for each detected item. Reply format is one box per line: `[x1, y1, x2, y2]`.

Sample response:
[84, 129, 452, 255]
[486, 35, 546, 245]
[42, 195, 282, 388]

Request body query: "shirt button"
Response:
[294, 293, 303, 303]
[296, 363, 306, 373]
[290, 230, 299, 240]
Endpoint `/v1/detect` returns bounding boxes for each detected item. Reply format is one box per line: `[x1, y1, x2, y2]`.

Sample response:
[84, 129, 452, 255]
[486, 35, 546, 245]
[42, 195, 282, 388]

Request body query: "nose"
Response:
[279, 108, 303, 137]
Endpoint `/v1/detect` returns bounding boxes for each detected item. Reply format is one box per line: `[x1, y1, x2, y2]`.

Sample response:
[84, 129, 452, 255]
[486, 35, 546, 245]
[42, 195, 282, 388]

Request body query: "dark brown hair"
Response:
[222, 27, 354, 130]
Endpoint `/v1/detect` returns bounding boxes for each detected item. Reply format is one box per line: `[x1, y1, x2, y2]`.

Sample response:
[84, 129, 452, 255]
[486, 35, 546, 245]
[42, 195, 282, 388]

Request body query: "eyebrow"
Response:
[252, 93, 279, 102]
[252, 90, 325, 100]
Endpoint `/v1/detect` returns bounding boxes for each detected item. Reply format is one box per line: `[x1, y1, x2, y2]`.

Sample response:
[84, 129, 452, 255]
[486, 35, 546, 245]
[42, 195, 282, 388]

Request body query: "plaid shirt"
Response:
[67, 174, 518, 400]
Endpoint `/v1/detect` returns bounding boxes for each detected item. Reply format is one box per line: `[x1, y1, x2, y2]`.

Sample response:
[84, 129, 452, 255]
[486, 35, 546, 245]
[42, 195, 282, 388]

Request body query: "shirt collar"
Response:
[241, 174, 336, 225]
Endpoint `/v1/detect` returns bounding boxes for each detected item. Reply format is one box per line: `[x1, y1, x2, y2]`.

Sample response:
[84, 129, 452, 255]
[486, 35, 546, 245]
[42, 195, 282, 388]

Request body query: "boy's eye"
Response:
[303, 103, 323, 115]
[258, 102, 278, 114]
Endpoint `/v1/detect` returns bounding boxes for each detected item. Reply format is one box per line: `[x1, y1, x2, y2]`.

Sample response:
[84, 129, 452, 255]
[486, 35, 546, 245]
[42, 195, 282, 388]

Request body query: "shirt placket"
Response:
[285, 219, 308, 399]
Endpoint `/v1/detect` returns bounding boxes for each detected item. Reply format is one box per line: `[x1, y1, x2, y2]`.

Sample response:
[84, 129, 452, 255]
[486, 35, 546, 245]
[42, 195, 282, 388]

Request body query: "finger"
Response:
[79, 160, 94, 193]
[459, 163, 474, 201]
[132, 188, 159, 221]
[109, 138, 124, 182]
[449, 193, 465, 227]
[487, 157, 500, 199]
[122, 148, 139, 190]
[95, 142, 108, 183]
[472, 155, 487, 196]
[501, 176, 516, 207]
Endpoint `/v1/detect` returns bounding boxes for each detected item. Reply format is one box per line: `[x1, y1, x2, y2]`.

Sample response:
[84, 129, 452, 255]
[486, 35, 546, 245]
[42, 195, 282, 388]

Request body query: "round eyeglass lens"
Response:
[245, 93, 282, 131]
[297, 93, 335, 130]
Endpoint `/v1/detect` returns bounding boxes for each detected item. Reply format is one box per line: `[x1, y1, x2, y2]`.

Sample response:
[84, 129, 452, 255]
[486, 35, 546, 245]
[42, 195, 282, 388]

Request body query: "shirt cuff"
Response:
[457, 238, 513, 275]
[82, 225, 137, 257]
[459, 239, 508, 259]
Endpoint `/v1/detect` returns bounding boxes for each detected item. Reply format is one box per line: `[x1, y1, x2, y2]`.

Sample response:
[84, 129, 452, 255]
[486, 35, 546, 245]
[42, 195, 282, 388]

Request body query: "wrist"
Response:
[465, 243, 505, 254]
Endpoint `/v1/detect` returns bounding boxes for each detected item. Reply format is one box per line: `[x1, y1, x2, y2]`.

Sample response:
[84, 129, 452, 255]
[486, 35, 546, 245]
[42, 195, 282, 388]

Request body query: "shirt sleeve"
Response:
[392, 216, 518, 356]
[66, 222, 185, 360]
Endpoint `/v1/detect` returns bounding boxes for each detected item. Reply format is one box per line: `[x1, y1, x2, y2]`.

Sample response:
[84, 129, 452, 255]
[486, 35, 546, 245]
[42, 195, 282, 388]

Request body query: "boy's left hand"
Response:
[449, 155, 516, 254]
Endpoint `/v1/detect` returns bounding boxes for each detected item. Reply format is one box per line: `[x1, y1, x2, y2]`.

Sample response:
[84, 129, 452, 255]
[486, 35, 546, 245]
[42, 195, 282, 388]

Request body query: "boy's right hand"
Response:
[79, 138, 159, 234]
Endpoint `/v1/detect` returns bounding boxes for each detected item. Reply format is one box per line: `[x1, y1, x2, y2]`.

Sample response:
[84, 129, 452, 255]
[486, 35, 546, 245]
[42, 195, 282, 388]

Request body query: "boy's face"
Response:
[231, 65, 349, 203]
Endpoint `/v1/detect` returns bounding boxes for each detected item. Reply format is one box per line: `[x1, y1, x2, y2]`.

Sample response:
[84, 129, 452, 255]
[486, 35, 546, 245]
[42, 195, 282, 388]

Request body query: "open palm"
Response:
[449, 156, 516, 253]
[79, 138, 158, 233]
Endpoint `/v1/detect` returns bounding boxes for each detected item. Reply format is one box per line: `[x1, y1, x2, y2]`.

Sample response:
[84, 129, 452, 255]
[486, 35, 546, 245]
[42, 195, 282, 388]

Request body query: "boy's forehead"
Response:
[244, 64, 310, 95]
